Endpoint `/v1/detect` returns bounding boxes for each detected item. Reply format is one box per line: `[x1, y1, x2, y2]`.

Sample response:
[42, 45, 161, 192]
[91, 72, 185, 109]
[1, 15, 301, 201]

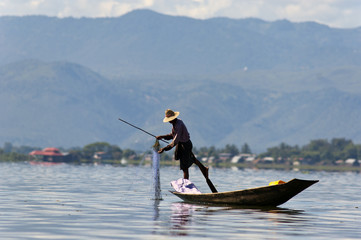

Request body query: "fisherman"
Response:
[156, 109, 209, 180]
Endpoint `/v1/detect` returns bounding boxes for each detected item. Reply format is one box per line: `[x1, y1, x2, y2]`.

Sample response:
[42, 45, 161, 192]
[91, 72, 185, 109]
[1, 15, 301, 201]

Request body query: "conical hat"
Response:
[163, 109, 180, 122]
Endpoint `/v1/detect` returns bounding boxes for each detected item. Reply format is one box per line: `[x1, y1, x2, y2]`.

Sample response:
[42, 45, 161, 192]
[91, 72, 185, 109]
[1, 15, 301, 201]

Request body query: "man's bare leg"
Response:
[183, 168, 189, 179]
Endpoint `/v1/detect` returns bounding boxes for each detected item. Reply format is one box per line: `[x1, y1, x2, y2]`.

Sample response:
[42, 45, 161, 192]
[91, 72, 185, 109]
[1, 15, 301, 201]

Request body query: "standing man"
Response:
[156, 109, 209, 180]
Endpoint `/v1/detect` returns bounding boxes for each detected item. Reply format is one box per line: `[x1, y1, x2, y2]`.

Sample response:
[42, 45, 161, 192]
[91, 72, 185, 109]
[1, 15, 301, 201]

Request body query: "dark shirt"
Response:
[164, 119, 190, 148]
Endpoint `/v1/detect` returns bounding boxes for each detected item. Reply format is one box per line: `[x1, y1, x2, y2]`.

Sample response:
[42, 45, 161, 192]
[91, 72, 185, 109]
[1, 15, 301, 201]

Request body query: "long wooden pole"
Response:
[193, 153, 218, 193]
[118, 118, 169, 144]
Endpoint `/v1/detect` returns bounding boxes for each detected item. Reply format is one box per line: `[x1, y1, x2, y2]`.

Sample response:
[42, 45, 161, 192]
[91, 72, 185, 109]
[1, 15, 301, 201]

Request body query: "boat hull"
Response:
[171, 178, 318, 207]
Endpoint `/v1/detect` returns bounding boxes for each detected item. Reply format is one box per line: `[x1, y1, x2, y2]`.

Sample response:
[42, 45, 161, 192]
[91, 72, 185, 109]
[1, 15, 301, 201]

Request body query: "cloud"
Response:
[172, 0, 233, 19]
[57, 0, 152, 18]
[0, 0, 360, 28]
[166, 0, 361, 28]
[175, 0, 361, 28]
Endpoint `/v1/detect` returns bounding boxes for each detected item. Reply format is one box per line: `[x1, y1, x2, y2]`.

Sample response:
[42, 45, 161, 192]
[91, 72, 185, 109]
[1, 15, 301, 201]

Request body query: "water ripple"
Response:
[0, 163, 360, 239]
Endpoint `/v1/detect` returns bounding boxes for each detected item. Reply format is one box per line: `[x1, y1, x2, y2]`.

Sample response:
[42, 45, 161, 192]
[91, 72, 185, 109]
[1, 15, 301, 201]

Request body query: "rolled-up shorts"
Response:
[174, 140, 195, 170]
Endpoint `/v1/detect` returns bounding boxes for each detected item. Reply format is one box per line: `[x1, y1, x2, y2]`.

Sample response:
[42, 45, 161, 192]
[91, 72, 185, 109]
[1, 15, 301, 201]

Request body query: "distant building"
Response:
[93, 151, 112, 160]
[345, 158, 360, 166]
[29, 147, 68, 162]
[335, 159, 344, 165]
[231, 154, 257, 163]
[144, 154, 153, 162]
[200, 156, 215, 163]
[262, 157, 275, 163]
[218, 153, 232, 161]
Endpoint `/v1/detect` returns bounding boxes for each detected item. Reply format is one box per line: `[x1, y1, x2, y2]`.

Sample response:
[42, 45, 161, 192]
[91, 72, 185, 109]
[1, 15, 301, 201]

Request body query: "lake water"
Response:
[0, 162, 360, 239]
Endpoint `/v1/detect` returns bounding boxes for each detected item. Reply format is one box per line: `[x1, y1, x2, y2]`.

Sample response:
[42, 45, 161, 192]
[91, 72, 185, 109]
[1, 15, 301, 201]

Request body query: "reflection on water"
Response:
[170, 202, 305, 228]
[170, 202, 197, 234]
[152, 199, 161, 221]
[0, 163, 361, 239]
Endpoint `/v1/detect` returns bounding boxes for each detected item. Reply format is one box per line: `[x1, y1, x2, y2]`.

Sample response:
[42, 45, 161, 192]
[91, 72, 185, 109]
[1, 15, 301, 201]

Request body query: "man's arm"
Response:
[156, 133, 174, 154]
[158, 144, 172, 154]
[156, 134, 173, 141]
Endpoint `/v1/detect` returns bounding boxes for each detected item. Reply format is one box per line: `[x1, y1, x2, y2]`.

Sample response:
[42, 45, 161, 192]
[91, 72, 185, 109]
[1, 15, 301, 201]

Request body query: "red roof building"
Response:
[29, 147, 65, 162]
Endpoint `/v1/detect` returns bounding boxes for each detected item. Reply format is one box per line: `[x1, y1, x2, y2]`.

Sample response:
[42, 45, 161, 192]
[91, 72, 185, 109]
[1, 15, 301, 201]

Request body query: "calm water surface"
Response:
[0, 162, 360, 239]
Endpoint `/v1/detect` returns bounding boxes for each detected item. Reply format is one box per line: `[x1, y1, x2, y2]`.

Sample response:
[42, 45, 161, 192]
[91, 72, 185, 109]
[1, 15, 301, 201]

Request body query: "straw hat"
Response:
[163, 109, 180, 122]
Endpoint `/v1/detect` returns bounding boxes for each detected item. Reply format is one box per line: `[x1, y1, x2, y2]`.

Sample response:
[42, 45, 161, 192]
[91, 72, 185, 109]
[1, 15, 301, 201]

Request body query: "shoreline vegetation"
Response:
[1, 137, 361, 172]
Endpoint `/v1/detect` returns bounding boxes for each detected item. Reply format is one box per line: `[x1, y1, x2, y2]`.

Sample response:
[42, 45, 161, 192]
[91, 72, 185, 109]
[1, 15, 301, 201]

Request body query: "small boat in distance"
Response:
[171, 178, 318, 207]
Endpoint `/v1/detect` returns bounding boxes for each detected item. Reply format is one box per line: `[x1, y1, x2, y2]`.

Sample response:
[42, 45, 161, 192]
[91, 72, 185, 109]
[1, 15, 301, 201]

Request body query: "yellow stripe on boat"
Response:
[269, 180, 286, 186]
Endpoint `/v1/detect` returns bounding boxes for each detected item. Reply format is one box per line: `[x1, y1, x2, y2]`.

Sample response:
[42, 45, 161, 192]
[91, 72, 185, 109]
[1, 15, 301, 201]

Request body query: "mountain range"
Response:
[1, 9, 361, 152]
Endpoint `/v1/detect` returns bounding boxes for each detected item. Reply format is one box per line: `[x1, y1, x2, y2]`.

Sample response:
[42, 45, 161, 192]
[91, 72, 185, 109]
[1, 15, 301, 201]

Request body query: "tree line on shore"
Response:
[0, 138, 360, 166]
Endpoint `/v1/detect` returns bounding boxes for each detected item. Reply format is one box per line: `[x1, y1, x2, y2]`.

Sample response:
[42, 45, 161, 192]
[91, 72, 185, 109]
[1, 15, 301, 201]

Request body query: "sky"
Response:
[0, 0, 360, 28]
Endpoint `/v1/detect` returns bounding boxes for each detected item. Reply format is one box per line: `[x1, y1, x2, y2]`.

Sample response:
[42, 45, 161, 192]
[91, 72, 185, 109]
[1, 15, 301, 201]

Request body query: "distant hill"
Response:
[1, 10, 361, 152]
[0, 60, 119, 147]
[2, 60, 361, 152]
[0, 9, 360, 77]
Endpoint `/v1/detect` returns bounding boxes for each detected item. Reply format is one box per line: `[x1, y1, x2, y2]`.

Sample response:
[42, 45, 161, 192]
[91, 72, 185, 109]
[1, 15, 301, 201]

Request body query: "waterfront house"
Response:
[29, 147, 66, 162]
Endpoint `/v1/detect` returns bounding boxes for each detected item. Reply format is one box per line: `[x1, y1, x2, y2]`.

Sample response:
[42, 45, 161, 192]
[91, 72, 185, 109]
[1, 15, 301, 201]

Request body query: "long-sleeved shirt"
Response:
[163, 119, 190, 148]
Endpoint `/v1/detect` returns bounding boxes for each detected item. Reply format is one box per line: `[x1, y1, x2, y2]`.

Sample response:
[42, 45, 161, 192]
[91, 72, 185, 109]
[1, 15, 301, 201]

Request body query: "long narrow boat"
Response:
[171, 178, 318, 207]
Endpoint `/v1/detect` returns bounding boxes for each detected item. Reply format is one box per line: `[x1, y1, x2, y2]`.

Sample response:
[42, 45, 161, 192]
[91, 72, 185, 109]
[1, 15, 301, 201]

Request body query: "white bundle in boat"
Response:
[171, 178, 202, 194]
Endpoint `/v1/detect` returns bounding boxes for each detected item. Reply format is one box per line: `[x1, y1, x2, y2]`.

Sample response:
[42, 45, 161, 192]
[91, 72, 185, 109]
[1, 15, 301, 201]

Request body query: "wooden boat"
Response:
[171, 178, 318, 207]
